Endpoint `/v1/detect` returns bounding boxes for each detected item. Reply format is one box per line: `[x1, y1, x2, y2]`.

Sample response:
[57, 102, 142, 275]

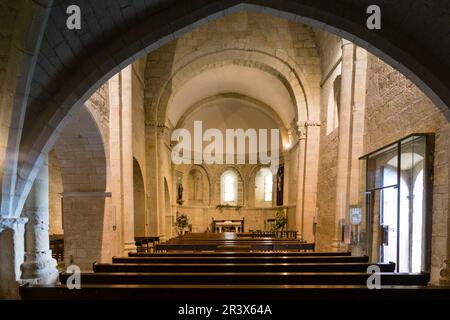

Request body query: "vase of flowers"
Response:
[273, 209, 288, 231]
[176, 213, 190, 235]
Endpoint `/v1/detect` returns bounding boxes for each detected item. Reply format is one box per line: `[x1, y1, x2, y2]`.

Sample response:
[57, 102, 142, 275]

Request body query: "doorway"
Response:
[362, 134, 433, 273]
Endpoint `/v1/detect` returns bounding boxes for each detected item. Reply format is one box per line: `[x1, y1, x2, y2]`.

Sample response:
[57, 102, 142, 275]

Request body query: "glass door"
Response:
[362, 134, 432, 273]
[378, 185, 399, 266]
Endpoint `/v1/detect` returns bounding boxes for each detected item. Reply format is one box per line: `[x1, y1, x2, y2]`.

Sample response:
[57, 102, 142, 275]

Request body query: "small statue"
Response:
[177, 183, 184, 205]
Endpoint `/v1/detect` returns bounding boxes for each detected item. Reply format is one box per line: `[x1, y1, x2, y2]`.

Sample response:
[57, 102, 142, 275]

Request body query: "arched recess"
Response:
[51, 105, 107, 271]
[176, 93, 289, 147]
[133, 158, 146, 237]
[152, 49, 312, 126]
[186, 165, 211, 206]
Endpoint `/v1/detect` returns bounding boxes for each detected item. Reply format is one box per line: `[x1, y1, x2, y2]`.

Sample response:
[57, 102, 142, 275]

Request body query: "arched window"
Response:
[264, 173, 273, 202]
[221, 170, 238, 204]
[255, 168, 273, 206]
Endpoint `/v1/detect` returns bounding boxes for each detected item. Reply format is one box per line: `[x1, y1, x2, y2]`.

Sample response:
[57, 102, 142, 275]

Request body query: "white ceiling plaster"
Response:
[167, 65, 296, 127]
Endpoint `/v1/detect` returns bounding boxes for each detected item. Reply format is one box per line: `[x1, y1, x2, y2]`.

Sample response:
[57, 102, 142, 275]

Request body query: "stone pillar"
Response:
[109, 73, 125, 255]
[303, 122, 321, 243]
[295, 124, 307, 240]
[282, 154, 290, 207]
[348, 47, 368, 207]
[440, 155, 450, 286]
[121, 66, 136, 253]
[157, 126, 170, 241]
[332, 40, 355, 251]
[21, 158, 58, 284]
[0, 217, 27, 299]
[145, 124, 160, 237]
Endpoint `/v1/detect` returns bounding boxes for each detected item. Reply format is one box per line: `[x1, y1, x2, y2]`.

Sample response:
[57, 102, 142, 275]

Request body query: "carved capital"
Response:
[0, 217, 28, 233]
[305, 121, 321, 127]
[297, 127, 307, 141]
[296, 121, 321, 140]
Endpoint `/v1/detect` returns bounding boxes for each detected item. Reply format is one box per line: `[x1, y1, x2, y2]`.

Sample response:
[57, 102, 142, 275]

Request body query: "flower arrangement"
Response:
[273, 209, 288, 231]
[176, 213, 190, 232]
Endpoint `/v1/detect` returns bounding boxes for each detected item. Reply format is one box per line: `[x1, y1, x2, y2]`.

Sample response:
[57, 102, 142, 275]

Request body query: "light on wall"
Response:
[283, 132, 293, 150]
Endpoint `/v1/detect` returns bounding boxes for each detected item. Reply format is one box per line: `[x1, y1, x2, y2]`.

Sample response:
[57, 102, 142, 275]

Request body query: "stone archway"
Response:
[6, 0, 450, 224]
[51, 106, 108, 271]
[1, 0, 450, 297]
[151, 48, 314, 125]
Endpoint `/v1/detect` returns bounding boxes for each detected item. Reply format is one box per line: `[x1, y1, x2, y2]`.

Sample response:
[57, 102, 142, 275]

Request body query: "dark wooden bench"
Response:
[59, 271, 430, 286]
[112, 255, 369, 264]
[155, 243, 315, 252]
[128, 251, 351, 257]
[92, 262, 396, 273]
[20, 283, 450, 301]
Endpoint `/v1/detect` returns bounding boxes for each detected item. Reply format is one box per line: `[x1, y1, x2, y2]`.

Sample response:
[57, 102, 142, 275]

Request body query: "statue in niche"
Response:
[177, 182, 184, 205]
[276, 166, 284, 206]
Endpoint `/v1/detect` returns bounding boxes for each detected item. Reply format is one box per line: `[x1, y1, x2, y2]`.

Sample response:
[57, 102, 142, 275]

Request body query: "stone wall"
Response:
[48, 84, 114, 271]
[48, 150, 63, 235]
[364, 54, 450, 284]
[62, 196, 107, 271]
[174, 162, 292, 233]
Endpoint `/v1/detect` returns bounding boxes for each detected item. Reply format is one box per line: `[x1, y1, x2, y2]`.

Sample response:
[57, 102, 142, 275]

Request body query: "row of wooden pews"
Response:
[20, 233, 450, 300]
[155, 232, 315, 252]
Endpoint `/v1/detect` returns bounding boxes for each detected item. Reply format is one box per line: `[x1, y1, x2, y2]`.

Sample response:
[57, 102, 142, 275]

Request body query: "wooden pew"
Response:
[155, 242, 315, 252]
[112, 255, 370, 264]
[59, 271, 430, 286]
[20, 283, 450, 301]
[92, 262, 396, 273]
[128, 251, 351, 257]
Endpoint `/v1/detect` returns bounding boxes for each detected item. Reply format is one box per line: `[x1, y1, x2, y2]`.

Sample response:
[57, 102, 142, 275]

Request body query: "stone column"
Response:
[21, 157, 58, 284]
[332, 40, 355, 251]
[348, 47, 368, 207]
[440, 152, 450, 286]
[109, 73, 125, 256]
[157, 125, 169, 241]
[121, 66, 136, 253]
[145, 124, 160, 237]
[303, 122, 321, 243]
[0, 217, 27, 299]
[295, 123, 307, 240]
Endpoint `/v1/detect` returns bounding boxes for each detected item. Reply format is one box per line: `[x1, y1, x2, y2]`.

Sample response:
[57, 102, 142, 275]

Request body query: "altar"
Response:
[212, 219, 244, 233]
